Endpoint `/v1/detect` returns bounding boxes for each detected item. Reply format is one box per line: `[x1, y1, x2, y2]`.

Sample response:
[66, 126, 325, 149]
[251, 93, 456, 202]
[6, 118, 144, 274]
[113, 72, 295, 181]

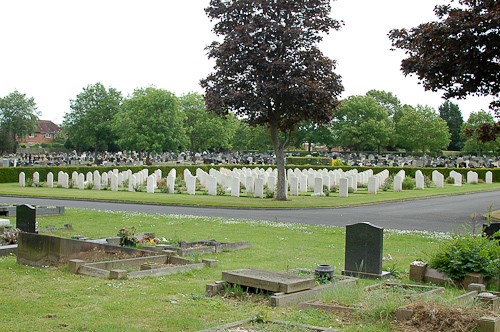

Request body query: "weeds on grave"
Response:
[382, 175, 394, 191]
[217, 184, 225, 196]
[402, 176, 415, 190]
[118, 227, 138, 247]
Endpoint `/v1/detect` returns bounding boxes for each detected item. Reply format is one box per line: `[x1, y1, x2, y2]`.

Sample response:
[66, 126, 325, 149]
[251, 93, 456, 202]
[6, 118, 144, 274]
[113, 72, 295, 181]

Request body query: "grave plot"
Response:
[206, 268, 357, 307]
[0, 205, 65, 217]
[198, 317, 338, 332]
[139, 239, 251, 256]
[69, 252, 217, 279]
[298, 282, 444, 314]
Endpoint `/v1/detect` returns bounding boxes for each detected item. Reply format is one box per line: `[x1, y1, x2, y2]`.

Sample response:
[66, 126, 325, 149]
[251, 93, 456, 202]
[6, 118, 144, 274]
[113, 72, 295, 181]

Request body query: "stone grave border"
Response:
[136, 239, 251, 256]
[395, 283, 500, 332]
[298, 282, 444, 314]
[69, 251, 217, 279]
[197, 317, 339, 332]
[206, 268, 357, 307]
[0, 205, 65, 217]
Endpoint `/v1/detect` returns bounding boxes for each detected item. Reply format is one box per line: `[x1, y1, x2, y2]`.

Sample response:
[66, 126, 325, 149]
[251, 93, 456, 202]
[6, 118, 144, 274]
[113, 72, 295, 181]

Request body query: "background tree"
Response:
[292, 121, 336, 152]
[201, 0, 343, 200]
[389, 0, 499, 114]
[439, 100, 464, 151]
[0, 90, 39, 153]
[331, 95, 393, 153]
[63, 83, 122, 156]
[396, 105, 451, 153]
[114, 87, 187, 161]
[365, 89, 402, 117]
[462, 110, 499, 155]
[179, 92, 237, 152]
[232, 122, 273, 152]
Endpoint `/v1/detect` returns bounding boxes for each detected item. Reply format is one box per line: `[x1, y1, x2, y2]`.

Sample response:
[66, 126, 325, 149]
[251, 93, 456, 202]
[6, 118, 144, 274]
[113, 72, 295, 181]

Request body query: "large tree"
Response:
[388, 0, 499, 113]
[439, 100, 464, 151]
[63, 83, 122, 155]
[462, 110, 500, 154]
[0, 90, 39, 153]
[114, 87, 187, 159]
[396, 105, 451, 153]
[179, 92, 237, 152]
[331, 95, 394, 153]
[201, 0, 343, 200]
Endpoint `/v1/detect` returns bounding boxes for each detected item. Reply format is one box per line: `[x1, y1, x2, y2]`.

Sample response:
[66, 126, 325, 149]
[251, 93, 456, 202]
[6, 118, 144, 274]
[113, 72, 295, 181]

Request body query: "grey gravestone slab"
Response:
[16, 204, 38, 233]
[342, 222, 389, 279]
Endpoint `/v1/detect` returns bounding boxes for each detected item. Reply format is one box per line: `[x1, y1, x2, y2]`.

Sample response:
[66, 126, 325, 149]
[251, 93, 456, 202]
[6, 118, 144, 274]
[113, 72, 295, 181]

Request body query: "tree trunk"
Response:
[270, 125, 287, 201]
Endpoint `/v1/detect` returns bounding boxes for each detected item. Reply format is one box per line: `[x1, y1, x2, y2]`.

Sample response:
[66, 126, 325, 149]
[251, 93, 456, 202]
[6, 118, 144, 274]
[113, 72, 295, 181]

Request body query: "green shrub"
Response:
[424, 175, 433, 188]
[402, 176, 415, 190]
[382, 176, 393, 191]
[445, 176, 455, 184]
[286, 156, 331, 166]
[429, 233, 500, 280]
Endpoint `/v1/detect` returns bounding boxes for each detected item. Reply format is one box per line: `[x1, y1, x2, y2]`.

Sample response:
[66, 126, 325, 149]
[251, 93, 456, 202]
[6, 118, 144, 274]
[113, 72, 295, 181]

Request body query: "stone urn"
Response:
[409, 261, 428, 282]
[315, 264, 335, 281]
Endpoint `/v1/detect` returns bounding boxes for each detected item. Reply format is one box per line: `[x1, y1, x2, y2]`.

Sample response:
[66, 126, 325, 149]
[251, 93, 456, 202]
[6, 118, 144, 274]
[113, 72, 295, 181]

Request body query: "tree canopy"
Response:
[396, 105, 451, 153]
[179, 92, 238, 152]
[0, 90, 39, 153]
[331, 95, 394, 153]
[201, 0, 343, 200]
[388, 0, 500, 113]
[439, 100, 464, 151]
[114, 87, 187, 157]
[64, 83, 122, 154]
[462, 110, 500, 154]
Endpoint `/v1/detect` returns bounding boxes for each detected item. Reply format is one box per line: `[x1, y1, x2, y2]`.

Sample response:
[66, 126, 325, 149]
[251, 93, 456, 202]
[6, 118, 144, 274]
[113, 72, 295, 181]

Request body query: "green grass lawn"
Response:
[0, 181, 499, 208]
[0, 209, 462, 331]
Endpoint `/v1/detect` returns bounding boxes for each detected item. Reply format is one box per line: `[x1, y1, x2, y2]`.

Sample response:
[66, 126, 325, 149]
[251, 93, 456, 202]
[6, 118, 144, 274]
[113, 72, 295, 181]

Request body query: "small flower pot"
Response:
[409, 261, 427, 282]
[315, 264, 334, 282]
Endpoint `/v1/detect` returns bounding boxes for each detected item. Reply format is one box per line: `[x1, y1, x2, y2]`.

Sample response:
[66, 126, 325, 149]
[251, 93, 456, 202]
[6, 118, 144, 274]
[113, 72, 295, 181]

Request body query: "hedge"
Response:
[0, 164, 499, 183]
[286, 157, 332, 166]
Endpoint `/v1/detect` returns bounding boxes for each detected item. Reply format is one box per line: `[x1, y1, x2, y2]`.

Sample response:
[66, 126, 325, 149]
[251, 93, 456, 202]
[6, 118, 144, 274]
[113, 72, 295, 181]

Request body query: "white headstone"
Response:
[206, 175, 217, 196]
[289, 175, 299, 196]
[467, 171, 478, 184]
[102, 172, 109, 187]
[167, 174, 175, 193]
[267, 175, 276, 194]
[72, 171, 78, 186]
[86, 172, 93, 184]
[78, 173, 85, 190]
[393, 175, 403, 192]
[185, 174, 197, 195]
[433, 170, 444, 188]
[368, 176, 378, 194]
[313, 177, 324, 196]
[415, 170, 424, 189]
[33, 171, 39, 185]
[110, 173, 118, 191]
[19, 172, 25, 187]
[147, 175, 155, 193]
[128, 174, 136, 192]
[486, 171, 493, 184]
[94, 173, 101, 190]
[47, 172, 54, 188]
[254, 177, 264, 198]
[231, 176, 240, 197]
[339, 177, 349, 197]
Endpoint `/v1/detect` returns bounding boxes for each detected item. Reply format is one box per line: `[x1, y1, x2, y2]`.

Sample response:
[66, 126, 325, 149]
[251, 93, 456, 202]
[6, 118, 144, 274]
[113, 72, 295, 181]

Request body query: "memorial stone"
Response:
[486, 171, 493, 184]
[342, 222, 389, 278]
[47, 172, 54, 188]
[289, 175, 299, 196]
[78, 173, 85, 190]
[94, 173, 101, 190]
[339, 177, 349, 197]
[16, 204, 37, 233]
[254, 177, 264, 198]
[231, 176, 240, 197]
[19, 172, 25, 187]
[110, 173, 118, 191]
[393, 175, 403, 192]
[415, 170, 424, 189]
[206, 175, 217, 196]
[368, 176, 378, 194]
[33, 172, 39, 186]
[147, 175, 155, 193]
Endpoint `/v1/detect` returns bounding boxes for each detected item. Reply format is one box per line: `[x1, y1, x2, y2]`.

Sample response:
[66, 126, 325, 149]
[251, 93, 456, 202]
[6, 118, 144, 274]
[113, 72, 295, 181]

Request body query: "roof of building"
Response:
[37, 120, 60, 133]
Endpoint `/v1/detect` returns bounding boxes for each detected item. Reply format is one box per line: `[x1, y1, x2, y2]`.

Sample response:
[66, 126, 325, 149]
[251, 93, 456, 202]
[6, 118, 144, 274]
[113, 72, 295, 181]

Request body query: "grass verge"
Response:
[0, 182, 499, 208]
[0, 209, 464, 331]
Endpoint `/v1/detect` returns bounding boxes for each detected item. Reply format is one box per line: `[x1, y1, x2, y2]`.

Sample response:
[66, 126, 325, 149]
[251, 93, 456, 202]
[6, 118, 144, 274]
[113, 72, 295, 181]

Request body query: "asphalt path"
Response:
[2, 191, 500, 233]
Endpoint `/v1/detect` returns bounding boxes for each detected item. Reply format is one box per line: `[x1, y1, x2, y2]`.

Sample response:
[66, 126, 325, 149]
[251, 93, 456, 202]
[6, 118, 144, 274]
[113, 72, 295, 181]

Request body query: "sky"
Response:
[0, 0, 494, 125]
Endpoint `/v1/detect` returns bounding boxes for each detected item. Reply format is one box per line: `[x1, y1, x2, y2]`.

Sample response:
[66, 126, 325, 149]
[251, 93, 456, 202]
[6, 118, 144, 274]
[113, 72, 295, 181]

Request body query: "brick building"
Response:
[18, 120, 60, 146]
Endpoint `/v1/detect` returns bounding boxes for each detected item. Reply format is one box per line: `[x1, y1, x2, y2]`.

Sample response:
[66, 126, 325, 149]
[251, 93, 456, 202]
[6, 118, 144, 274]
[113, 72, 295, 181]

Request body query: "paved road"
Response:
[2, 191, 499, 232]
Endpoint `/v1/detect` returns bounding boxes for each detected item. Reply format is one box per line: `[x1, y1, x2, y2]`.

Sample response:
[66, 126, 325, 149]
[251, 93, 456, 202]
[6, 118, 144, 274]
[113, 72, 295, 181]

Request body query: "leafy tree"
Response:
[331, 95, 393, 153]
[0, 90, 39, 153]
[179, 92, 237, 152]
[396, 105, 451, 153]
[292, 122, 336, 151]
[63, 83, 122, 156]
[114, 87, 187, 160]
[201, 0, 343, 200]
[462, 111, 499, 154]
[389, 0, 499, 114]
[232, 122, 273, 152]
[439, 100, 464, 150]
[366, 89, 402, 117]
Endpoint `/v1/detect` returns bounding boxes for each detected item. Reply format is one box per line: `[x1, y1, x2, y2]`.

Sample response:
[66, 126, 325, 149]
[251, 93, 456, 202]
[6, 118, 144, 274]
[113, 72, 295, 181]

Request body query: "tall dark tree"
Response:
[201, 0, 343, 200]
[439, 100, 464, 150]
[0, 90, 39, 153]
[388, 0, 499, 114]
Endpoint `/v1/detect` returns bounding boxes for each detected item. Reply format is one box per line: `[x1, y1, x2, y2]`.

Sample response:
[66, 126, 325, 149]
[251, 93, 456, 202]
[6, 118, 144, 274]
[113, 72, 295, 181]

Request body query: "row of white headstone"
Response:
[18, 168, 494, 198]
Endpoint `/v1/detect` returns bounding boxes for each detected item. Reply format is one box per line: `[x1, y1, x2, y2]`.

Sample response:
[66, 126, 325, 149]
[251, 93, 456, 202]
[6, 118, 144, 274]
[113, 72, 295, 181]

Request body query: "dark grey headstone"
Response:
[343, 222, 384, 277]
[16, 204, 38, 233]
